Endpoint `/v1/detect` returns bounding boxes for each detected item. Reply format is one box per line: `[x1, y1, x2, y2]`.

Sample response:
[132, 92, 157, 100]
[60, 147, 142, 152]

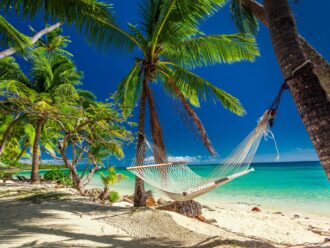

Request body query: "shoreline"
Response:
[1, 181, 329, 247]
[86, 182, 330, 219]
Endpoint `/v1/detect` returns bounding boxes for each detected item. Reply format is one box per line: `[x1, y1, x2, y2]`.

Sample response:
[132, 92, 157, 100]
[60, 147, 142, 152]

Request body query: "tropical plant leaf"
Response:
[230, 0, 259, 34]
[163, 34, 259, 68]
[0, 57, 30, 84]
[0, 0, 137, 51]
[160, 64, 246, 116]
[0, 15, 31, 51]
[114, 61, 143, 117]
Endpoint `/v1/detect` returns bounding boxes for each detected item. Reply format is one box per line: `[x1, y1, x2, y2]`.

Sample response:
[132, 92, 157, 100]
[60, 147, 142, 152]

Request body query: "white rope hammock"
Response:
[127, 111, 279, 201]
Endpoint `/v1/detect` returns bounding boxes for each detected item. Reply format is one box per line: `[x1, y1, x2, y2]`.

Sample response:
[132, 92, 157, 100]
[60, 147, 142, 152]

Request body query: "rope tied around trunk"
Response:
[268, 60, 313, 127]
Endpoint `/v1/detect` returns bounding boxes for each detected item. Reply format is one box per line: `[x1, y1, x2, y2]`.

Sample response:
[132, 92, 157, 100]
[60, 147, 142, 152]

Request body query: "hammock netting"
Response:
[128, 111, 277, 201]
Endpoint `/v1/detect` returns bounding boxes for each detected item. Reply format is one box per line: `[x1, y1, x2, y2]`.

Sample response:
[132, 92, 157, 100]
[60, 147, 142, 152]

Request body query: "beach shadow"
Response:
[0, 198, 183, 247]
[0, 195, 284, 248]
[194, 237, 277, 248]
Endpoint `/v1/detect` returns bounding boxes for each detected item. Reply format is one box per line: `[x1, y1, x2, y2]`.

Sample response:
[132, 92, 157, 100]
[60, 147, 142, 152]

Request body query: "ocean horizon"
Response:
[21, 160, 330, 216]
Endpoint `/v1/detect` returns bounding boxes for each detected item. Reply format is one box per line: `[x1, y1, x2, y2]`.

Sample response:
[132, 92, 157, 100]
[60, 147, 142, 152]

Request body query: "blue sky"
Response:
[4, 1, 330, 164]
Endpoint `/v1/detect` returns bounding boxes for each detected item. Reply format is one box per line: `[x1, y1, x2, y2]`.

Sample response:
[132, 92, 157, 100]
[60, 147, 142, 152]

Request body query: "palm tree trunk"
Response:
[31, 118, 45, 184]
[264, 0, 330, 180]
[145, 84, 167, 164]
[134, 77, 148, 207]
[242, 0, 330, 97]
[15, 139, 29, 161]
[0, 114, 21, 155]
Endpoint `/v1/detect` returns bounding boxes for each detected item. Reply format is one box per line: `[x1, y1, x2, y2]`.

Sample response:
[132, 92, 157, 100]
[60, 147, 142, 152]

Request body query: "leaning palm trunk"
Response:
[15, 139, 29, 161]
[241, 0, 330, 97]
[31, 118, 45, 184]
[134, 78, 148, 207]
[145, 83, 169, 186]
[0, 114, 21, 155]
[264, 0, 330, 180]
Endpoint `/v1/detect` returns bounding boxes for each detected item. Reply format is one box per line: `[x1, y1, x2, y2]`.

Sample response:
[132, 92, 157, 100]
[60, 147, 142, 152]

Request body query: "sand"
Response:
[0, 182, 329, 248]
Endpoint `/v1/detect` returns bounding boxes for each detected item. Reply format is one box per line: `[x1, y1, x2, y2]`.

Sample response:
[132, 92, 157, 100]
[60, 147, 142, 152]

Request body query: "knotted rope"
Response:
[268, 60, 313, 127]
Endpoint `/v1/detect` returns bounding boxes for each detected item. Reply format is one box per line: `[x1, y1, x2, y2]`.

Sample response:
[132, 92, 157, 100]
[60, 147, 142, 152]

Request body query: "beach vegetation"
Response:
[43, 169, 72, 186]
[108, 191, 120, 203]
[0, 28, 133, 193]
[100, 167, 127, 203]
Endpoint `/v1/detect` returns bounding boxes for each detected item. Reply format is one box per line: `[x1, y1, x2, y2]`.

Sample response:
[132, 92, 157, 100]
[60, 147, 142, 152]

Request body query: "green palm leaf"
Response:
[1, 0, 137, 51]
[0, 57, 30, 84]
[160, 64, 246, 116]
[114, 61, 143, 117]
[0, 15, 31, 51]
[230, 0, 259, 34]
[163, 34, 259, 68]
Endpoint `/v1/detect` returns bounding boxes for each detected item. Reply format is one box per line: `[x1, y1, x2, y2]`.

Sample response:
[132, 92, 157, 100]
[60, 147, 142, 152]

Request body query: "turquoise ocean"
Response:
[22, 161, 330, 216]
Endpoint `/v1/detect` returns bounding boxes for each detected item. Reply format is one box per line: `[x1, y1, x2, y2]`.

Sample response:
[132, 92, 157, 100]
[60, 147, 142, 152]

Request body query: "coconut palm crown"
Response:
[114, 0, 260, 156]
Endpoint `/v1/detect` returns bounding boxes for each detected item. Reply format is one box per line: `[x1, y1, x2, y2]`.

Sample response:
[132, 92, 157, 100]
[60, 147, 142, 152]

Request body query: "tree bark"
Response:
[241, 0, 330, 97]
[0, 22, 62, 59]
[70, 166, 86, 195]
[0, 114, 21, 155]
[58, 142, 86, 195]
[15, 139, 29, 161]
[31, 118, 45, 184]
[158, 200, 202, 218]
[264, 0, 330, 180]
[134, 77, 148, 207]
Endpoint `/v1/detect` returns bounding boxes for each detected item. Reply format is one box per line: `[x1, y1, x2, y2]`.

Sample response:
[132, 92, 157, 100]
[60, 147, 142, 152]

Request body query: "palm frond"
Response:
[52, 83, 79, 100]
[156, 0, 227, 44]
[114, 61, 143, 117]
[0, 80, 37, 98]
[138, 0, 162, 39]
[30, 52, 54, 91]
[150, 0, 177, 55]
[162, 34, 259, 68]
[230, 0, 258, 34]
[0, 15, 31, 51]
[1, 0, 137, 51]
[0, 57, 30, 84]
[160, 64, 246, 116]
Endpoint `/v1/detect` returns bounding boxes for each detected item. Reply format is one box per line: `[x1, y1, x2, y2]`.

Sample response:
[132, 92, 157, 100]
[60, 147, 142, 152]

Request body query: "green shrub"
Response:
[43, 169, 72, 185]
[0, 171, 13, 179]
[108, 191, 120, 203]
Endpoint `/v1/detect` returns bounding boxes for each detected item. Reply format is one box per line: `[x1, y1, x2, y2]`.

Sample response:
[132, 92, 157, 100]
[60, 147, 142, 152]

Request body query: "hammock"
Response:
[127, 111, 278, 201]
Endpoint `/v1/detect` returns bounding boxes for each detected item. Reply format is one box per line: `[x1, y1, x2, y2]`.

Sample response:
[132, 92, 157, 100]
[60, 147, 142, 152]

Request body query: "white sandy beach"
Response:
[0, 181, 329, 248]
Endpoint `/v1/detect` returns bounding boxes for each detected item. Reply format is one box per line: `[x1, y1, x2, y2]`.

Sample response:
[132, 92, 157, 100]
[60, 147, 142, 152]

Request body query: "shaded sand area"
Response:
[0, 182, 329, 248]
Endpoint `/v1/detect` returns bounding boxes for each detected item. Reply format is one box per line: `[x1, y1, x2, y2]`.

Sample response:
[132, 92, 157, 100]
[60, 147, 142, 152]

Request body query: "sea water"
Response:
[21, 161, 330, 216]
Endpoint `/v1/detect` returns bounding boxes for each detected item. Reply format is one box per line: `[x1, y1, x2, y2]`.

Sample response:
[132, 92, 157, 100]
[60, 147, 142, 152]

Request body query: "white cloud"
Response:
[142, 154, 222, 164]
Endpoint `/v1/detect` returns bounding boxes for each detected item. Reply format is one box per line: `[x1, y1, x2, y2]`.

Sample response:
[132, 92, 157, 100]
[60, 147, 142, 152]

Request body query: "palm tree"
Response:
[0, 0, 135, 58]
[230, 0, 330, 180]
[263, 0, 330, 180]
[110, 0, 260, 206]
[0, 29, 84, 183]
